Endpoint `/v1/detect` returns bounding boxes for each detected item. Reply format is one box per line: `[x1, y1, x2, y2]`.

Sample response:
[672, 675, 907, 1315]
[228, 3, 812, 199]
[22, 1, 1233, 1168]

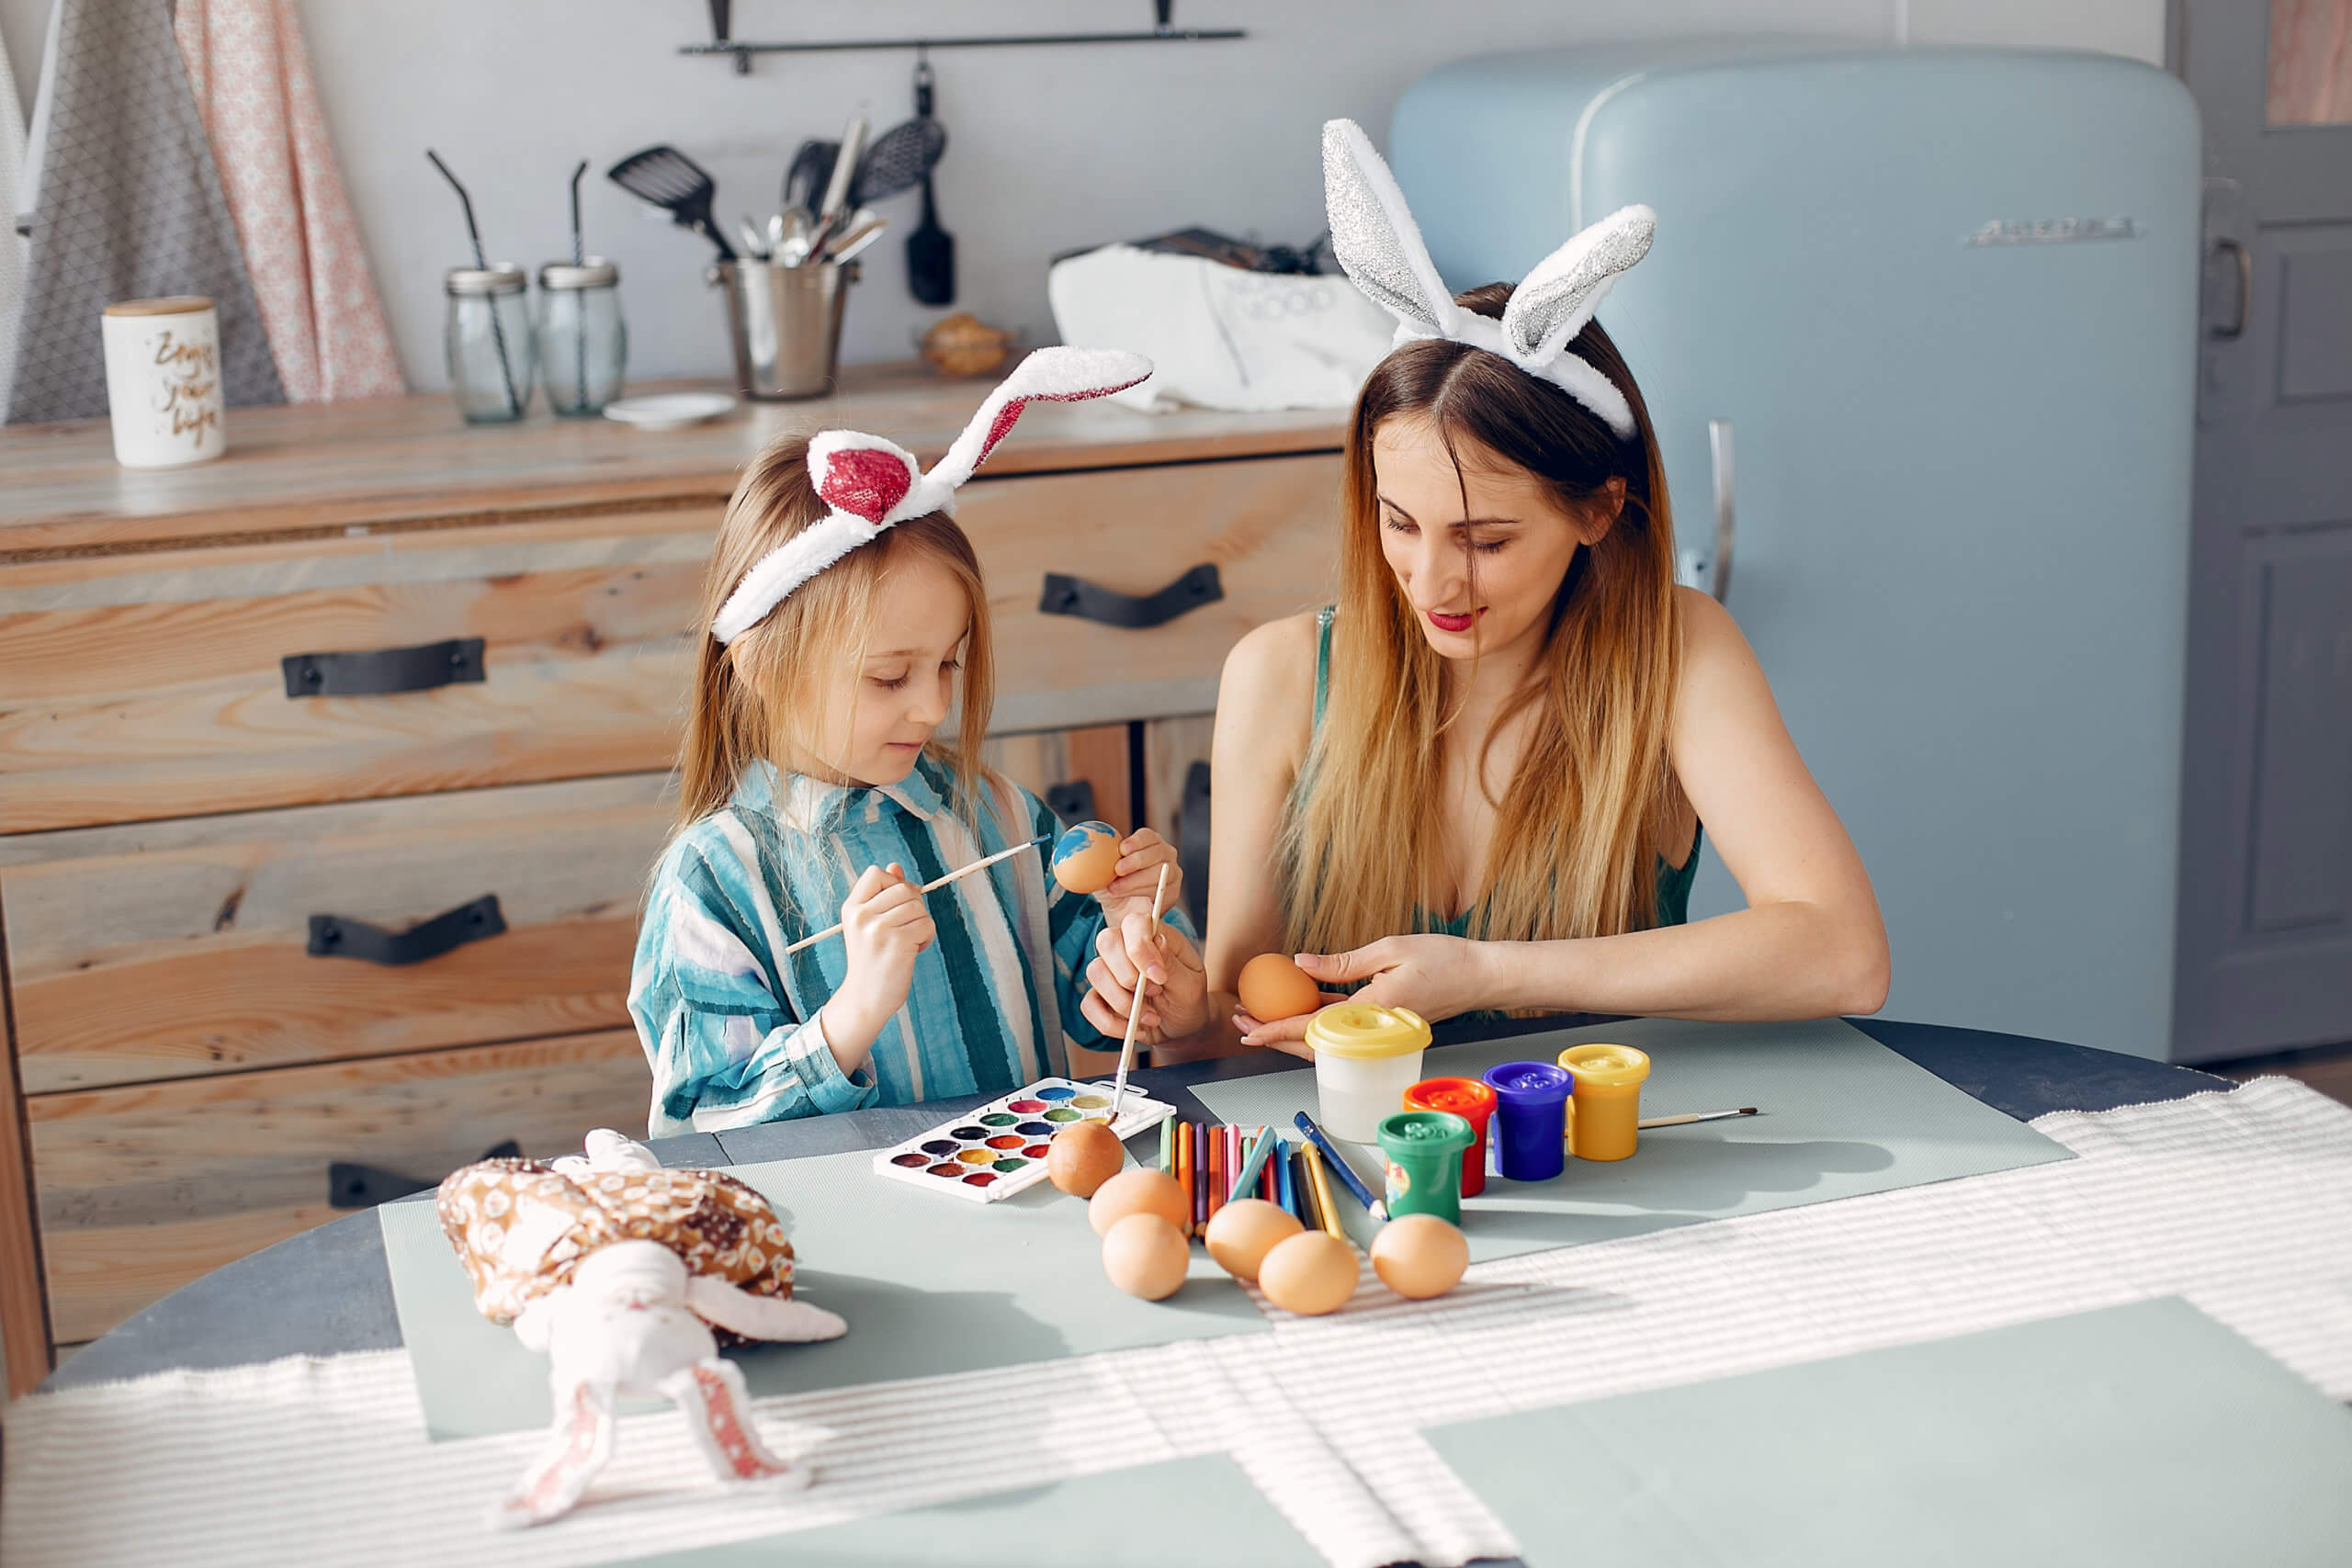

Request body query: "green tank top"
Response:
[1309, 605, 1699, 934]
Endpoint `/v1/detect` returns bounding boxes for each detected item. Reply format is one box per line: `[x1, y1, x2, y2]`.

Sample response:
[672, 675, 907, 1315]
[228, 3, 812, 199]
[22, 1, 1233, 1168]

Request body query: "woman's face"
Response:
[1371, 415, 1612, 664]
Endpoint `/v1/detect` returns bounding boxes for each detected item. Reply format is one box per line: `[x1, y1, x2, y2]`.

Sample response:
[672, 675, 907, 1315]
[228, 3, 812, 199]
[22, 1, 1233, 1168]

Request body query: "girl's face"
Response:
[789, 552, 971, 787]
[1371, 415, 1614, 664]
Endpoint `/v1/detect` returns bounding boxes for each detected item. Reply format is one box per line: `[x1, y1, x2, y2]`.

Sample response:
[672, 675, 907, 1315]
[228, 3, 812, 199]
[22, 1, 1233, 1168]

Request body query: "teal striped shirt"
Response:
[629, 754, 1190, 1135]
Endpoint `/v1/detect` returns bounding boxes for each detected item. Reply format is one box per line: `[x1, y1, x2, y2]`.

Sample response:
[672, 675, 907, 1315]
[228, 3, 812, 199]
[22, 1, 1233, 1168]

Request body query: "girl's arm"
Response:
[1194, 614, 1322, 1051]
[1273, 591, 1888, 1034]
[630, 846, 879, 1134]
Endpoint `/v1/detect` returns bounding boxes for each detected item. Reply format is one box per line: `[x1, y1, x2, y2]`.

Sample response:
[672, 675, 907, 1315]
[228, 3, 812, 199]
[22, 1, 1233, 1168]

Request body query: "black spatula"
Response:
[905, 62, 955, 305]
[607, 144, 736, 261]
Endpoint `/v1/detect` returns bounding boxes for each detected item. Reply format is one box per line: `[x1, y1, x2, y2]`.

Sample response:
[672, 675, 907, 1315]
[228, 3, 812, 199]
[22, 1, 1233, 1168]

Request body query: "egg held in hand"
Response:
[1204, 1198, 1303, 1284]
[1369, 1213, 1469, 1300]
[1046, 1119, 1125, 1198]
[1101, 1213, 1190, 1301]
[1049, 820, 1122, 895]
[1255, 1230, 1359, 1316]
[1087, 1168, 1189, 1236]
[1238, 953, 1321, 1023]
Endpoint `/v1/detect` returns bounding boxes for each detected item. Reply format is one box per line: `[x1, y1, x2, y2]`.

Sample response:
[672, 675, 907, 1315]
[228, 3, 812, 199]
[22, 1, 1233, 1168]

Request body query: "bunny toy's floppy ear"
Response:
[1322, 118, 1456, 339]
[1320, 118, 1655, 440]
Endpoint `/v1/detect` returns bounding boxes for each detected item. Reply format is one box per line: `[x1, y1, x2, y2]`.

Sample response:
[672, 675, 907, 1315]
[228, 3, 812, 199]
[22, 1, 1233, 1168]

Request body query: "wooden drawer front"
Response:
[1, 773, 671, 1092]
[28, 1030, 651, 1344]
[0, 511, 712, 832]
[960, 454, 1339, 733]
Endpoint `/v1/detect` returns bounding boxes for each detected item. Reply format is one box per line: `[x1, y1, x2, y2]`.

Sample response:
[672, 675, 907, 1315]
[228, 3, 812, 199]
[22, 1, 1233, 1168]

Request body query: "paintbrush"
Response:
[1635, 1108, 1758, 1130]
[1106, 863, 1170, 1116]
[782, 835, 1048, 955]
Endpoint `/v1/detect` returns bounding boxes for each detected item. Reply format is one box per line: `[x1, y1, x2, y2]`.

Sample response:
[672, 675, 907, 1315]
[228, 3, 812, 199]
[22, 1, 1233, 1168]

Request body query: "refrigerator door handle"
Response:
[1707, 418, 1735, 604]
[2209, 237, 2250, 340]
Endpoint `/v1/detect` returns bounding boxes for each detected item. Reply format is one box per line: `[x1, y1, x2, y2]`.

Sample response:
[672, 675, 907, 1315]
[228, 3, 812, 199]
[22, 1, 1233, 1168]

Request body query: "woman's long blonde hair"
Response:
[676, 433, 995, 836]
[1279, 287, 1681, 953]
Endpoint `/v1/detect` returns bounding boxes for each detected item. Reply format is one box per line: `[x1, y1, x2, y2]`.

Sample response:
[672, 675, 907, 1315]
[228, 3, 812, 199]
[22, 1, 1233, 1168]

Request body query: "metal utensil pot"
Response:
[710, 258, 856, 400]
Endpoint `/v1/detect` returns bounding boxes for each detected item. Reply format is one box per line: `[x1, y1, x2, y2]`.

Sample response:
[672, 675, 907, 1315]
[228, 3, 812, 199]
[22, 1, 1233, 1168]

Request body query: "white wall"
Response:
[2, 0, 2165, 393]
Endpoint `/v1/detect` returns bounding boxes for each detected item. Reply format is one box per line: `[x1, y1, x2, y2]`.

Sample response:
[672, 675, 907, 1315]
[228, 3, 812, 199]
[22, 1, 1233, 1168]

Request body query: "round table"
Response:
[43, 1016, 2223, 1393]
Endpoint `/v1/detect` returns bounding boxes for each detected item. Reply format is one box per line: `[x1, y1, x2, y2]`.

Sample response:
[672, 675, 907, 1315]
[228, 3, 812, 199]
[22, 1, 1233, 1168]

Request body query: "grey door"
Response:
[2172, 1, 2352, 1062]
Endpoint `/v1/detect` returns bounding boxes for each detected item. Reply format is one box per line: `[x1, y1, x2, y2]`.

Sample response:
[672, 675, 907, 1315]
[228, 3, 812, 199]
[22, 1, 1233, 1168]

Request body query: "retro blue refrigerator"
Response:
[1391, 43, 2201, 1058]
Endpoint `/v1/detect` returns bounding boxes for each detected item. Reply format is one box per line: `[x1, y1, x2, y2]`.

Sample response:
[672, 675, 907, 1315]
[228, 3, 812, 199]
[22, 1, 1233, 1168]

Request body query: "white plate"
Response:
[602, 392, 738, 431]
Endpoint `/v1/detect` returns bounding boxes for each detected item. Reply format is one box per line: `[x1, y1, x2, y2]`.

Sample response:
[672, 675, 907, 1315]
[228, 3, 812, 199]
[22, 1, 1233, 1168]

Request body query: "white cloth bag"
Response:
[1047, 243, 1393, 412]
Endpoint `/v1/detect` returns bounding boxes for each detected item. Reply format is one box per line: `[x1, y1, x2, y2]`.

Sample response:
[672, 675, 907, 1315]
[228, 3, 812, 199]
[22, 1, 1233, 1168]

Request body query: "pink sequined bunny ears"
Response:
[711, 346, 1152, 645]
[1321, 118, 1655, 439]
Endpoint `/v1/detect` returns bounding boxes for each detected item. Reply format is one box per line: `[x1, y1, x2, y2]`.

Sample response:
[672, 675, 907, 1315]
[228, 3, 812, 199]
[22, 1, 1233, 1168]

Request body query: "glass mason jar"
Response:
[536, 258, 628, 416]
[444, 264, 536, 423]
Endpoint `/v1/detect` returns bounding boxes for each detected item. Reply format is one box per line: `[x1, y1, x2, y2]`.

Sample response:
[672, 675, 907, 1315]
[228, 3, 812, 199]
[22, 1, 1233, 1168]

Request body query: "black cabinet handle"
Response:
[308, 894, 506, 965]
[1039, 564, 1222, 629]
[329, 1139, 521, 1210]
[282, 637, 485, 698]
[1177, 760, 1211, 932]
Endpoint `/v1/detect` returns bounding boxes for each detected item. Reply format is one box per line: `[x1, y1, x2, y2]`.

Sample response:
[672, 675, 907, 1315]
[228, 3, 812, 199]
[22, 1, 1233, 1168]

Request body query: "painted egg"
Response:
[1046, 1120, 1125, 1198]
[1050, 820, 1123, 895]
[1369, 1213, 1470, 1301]
[1238, 953, 1322, 1022]
[1255, 1231, 1360, 1316]
[1204, 1198, 1304, 1284]
[1101, 1213, 1190, 1301]
[1087, 1168, 1189, 1236]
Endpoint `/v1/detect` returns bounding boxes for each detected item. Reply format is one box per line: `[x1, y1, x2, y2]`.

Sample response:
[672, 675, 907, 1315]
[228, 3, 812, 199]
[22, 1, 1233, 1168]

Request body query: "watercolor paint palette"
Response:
[871, 1077, 1175, 1203]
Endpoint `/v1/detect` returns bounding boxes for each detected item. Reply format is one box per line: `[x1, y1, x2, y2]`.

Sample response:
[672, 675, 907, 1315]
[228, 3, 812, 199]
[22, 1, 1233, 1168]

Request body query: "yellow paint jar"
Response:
[1557, 1043, 1651, 1161]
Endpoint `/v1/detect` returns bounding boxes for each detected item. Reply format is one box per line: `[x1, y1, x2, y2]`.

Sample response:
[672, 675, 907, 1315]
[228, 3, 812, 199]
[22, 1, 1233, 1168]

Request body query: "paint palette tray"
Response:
[872, 1077, 1175, 1203]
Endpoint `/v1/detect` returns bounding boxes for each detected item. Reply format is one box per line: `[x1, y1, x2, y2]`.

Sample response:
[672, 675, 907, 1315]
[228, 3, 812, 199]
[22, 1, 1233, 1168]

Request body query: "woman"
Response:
[1201, 123, 1888, 1053]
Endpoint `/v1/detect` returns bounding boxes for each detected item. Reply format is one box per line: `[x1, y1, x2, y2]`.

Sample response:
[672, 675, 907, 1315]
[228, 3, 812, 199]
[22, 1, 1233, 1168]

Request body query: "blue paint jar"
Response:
[1481, 1061, 1574, 1182]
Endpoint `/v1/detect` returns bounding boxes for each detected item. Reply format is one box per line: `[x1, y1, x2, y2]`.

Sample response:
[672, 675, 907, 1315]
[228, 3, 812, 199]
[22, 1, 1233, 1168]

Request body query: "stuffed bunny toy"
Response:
[435, 1128, 846, 1528]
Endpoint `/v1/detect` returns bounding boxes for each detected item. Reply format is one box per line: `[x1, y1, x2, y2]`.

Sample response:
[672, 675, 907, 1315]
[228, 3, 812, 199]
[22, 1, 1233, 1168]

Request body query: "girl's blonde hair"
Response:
[1279, 286, 1681, 953]
[678, 433, 995, 833]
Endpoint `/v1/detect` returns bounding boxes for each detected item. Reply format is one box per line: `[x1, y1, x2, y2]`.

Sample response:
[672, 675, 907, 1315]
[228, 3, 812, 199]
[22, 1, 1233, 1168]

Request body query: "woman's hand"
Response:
[1232, 935, 1492, 1053]
[819, 864, 934, 1068]
[1080, 912, 1211, 1046]
[1091, 829, 1180, 930]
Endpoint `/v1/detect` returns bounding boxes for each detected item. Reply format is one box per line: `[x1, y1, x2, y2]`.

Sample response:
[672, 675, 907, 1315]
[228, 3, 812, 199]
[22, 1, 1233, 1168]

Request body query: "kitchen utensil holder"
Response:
[711, 257, 857, 400]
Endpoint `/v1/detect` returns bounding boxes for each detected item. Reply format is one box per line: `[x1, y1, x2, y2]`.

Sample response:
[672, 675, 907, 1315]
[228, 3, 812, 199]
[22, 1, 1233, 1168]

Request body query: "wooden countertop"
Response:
[0, 362, 1348, 558]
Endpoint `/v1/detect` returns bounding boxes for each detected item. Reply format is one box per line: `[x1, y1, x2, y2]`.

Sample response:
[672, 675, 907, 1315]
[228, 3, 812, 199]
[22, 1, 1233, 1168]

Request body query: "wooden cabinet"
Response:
[0, 366, 1342, 1387]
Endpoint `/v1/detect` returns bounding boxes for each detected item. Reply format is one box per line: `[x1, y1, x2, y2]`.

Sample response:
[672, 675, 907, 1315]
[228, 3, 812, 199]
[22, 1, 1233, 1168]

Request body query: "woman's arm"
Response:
[1279, 591, 1889, 1032]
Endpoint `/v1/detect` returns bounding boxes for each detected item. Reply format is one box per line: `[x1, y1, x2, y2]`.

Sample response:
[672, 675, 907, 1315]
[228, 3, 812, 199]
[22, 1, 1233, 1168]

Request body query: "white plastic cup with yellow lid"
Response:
[1306, 1001, 1432, 1143]
[101, 297, 227, 468]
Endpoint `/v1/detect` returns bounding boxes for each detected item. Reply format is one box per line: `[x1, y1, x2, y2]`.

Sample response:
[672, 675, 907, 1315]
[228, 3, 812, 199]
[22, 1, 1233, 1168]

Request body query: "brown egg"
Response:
[1046, 1120, 1125, 1198]
[1238, 953, 1321, 1022]
[1088, 1168, 1189, 1236]
[1050, 821, 1123, 896]
[1101, 1213, 1190, 1301]
[1255, 1230, 1360, 1316]
[1369, 1213, 1470, 1301]
[1204, 1198, 1304, 1283]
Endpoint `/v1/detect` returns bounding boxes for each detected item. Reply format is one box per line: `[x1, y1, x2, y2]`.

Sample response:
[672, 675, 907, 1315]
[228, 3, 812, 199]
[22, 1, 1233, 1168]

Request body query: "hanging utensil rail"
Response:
[684, 0, 1242, 74]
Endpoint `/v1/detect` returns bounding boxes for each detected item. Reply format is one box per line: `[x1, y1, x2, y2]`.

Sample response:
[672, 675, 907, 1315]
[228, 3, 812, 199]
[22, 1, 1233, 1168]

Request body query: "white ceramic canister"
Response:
[101, 296, 228, 468]
[1305, 1001, 1433, 1143]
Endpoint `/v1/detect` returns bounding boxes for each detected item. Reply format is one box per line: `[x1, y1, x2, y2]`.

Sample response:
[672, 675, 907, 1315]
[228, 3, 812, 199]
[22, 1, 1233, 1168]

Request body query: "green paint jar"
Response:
[1375, 1110, 1475, 1224]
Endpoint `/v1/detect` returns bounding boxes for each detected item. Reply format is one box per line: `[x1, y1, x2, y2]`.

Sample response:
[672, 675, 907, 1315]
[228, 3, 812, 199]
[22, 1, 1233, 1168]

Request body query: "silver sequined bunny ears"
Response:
[1321, 118, 1655, 439]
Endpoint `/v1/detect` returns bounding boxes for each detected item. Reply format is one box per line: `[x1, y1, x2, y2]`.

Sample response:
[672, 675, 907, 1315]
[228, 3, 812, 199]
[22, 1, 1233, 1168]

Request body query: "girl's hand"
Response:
[1092, 829, 1180, 930]
[820, 864, 934, 1063]
[1233, 935, 1490, 1053]
[1080, 913, 1211, 1046]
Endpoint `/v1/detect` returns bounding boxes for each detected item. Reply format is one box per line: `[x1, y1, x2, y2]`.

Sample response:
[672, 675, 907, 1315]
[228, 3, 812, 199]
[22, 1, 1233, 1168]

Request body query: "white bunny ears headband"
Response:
[1322, 118, 1656, 439]
[712, 347, 1152, 645]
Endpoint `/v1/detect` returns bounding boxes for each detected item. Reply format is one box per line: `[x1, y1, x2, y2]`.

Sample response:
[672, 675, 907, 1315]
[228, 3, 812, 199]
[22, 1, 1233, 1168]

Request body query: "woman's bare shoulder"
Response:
[1217, 611, 1323, 749]
[1674, 585, 1762, 679]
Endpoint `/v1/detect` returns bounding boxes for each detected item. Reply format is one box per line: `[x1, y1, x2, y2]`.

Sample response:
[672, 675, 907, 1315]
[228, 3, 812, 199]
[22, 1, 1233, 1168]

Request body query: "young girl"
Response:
[1207, 122, 1888, 1051]
[630, 350, 1212, 1134]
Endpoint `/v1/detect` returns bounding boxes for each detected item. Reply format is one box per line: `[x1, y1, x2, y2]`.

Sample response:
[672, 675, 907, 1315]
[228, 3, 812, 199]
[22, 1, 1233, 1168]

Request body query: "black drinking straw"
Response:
[425, 149, 522, 418]
[569, 160, 589, 408]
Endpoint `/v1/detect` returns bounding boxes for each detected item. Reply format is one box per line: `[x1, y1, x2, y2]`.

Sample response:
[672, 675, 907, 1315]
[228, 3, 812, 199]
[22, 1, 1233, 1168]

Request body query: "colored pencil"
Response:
[1185, 1122, 1204, 1235]
[1159, 1112, 1175, 1176]
[1637, 1107, 1759, 1129]
[1276, 1141, 1295, 1217]
[1230, 1126, 1279, 1201]
[1291, 1111, 1387, 1221]
[783, 836, 1048, 954]
[1300, 1142, 1345, 1242]
[1206, 1126, 1225, 1226]
[1108, 863, 1170, 1117]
